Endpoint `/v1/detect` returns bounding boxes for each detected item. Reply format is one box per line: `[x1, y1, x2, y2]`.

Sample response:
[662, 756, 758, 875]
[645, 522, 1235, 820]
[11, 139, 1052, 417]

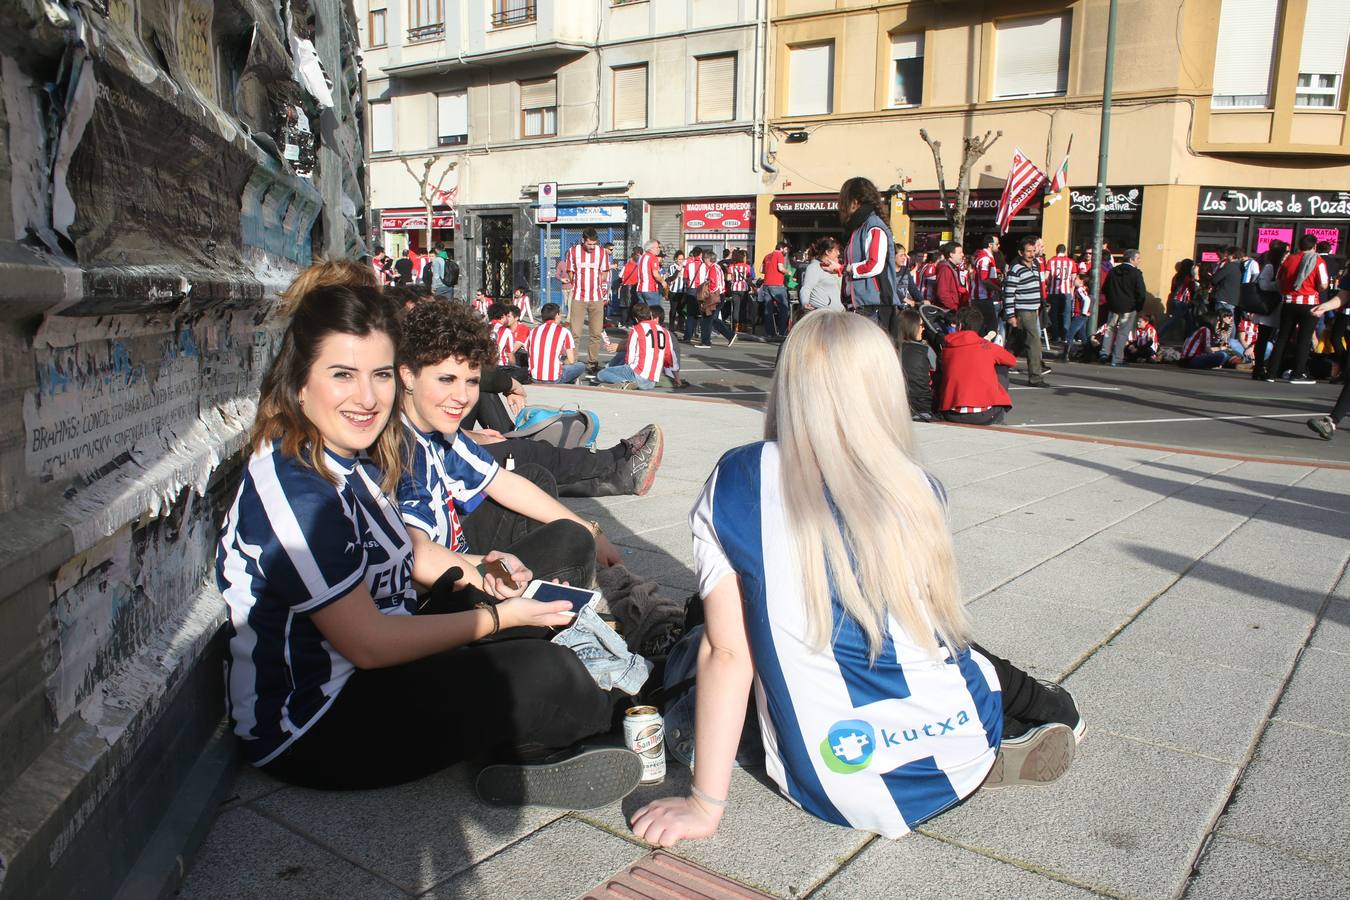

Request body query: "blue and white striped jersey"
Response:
[690, 441, 1002, 838]
[217, 441, 417, 766]
[397, 417, 499, 552]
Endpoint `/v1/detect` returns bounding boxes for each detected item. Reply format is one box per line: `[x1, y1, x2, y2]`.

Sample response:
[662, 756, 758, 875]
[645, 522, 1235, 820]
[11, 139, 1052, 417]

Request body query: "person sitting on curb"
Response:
[629, 311, 1083, 847]
[1124, 313, 1160, 364]
[898, 307, 936, 421]
[936, 306, 1017, 426]
[597, 302, 686, 390]
[217, 274, 642, 803]
[1179, 314, 1239, 370]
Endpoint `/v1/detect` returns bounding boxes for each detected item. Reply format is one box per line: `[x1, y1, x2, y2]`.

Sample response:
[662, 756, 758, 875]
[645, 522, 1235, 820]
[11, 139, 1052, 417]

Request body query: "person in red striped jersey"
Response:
[680, 248, 710, 342]
[634, 240, 668, 314]
[1180, 314, 1236, 369]
[1045, 244, 1076, 343]
[525, 303, 585, 384]
[598, 302, 682, 390]
[690, 249, 737, 349]
[1267, 234, 1330, 384]
[1124, 313, 1160, 363]
[725, 249, 756, 331]
[471, 290, 491, 321]
[564, 228, 614, 371]
[1060, 271, 1095, 359]
[488, 303, 522, 368]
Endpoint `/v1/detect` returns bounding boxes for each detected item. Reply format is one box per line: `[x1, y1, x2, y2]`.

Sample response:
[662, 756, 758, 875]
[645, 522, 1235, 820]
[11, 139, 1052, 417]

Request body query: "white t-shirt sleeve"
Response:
[689, 468, 735, 598]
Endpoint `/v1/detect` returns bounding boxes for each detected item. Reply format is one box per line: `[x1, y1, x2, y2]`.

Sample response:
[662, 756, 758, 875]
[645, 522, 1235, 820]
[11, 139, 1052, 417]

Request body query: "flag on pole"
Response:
[1042, 137, 1072, 206]
[995, 148, 1048, 234]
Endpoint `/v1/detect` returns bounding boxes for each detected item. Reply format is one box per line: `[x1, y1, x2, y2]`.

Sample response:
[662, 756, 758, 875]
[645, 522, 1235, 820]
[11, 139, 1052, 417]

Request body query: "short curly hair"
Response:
[398, 299, 496, 373]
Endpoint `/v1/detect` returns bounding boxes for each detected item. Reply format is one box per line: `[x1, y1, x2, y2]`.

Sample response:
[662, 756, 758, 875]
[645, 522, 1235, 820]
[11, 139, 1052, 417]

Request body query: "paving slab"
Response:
[1000, 535, 1189, 614]
[922, 732, 1238, 899]
[222, 761, 288, 807]
[1215, 721, 1350, 871]
[965, 589, 1123, 680]
[1066, 645, 1283, 762]
[573, 764, 869, 898]
[1185, 835, 1350, 899]
[1272, 645, 1350, 736]
[813, 833, 1099, 899]
[178, 806, 404, 899]
[253, 764, 564, 895]
[423, 817, 644, 899]
[1309, 597, 1350, 652]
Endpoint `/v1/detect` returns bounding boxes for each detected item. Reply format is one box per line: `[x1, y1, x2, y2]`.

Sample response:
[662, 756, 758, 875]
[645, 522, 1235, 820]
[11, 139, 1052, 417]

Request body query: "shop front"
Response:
[536, 201, 634, 305]
[682, 200, 754, 260]
[1068, 186, 1142, 259]
[377, 206, 456, 256]
[769, 194, 842, 253]
[1196, 187, 1350, 271]
[905, 189, 1042, 254]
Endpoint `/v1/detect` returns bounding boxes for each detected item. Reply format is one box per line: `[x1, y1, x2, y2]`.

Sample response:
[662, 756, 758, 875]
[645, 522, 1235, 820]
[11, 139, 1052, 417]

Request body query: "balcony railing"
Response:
[492, 2, 536, 27]
[407, 22, 445, 42]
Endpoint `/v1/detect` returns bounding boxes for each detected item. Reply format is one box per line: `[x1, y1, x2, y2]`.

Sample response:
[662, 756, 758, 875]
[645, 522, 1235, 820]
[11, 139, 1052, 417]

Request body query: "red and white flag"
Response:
[995, 149, 1048, 234]
[1043, 137, 1072, 206]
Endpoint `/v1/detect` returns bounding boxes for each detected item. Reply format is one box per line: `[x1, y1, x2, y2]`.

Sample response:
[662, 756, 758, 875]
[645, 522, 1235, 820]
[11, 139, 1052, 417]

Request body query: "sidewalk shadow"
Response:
[1040, 452, 1349, 542]
[1123, 544, 1338, 616]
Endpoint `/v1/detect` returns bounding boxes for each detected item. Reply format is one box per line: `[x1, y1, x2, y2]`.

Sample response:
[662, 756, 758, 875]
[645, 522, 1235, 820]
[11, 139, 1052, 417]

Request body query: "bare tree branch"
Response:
[951, 130, 1002, 243]
[919, 128, 947, 213]
[401, 156, 458, 251]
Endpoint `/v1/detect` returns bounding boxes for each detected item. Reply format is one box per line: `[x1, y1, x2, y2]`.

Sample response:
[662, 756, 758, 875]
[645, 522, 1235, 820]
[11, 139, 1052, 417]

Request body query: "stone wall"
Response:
[0, 0, 366, 895]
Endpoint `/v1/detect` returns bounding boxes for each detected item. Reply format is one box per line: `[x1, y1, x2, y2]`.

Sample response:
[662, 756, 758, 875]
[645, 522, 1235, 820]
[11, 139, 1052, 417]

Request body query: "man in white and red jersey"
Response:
[1124, 312, 1160, 363]
[1045, 244, 1076, 342]
[634, 239, 668, 313]
[919, 252, 939, 303]
[598, 302, 682, 390]
[1180, 314, 1235, 369]
[1267, 233, 1330, 384]
[564, 227, 613, 370]
[525, 302, 585, 384]
[971, 235, 1001, 304]
[471, 290, 491, 320]
[680, 248, 710, 342]
[487, 303, 522, 367]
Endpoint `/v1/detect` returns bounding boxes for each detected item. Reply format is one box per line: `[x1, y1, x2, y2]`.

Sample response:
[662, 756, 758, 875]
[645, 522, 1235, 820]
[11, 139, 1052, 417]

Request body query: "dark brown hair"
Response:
[250, 282, 404, 493]
[397, 299, 497, 375]
[278, 258, 379, 315]
[808, 236, 840, 260]
[838, 176, 885, 224]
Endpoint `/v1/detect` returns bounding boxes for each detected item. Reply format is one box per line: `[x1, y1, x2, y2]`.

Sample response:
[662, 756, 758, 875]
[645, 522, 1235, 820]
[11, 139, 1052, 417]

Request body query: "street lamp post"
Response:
[1088, 0, 1120, 333]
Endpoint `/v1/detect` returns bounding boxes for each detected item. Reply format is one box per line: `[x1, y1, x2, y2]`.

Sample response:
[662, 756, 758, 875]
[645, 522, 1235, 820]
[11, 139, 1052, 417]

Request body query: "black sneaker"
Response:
[618, 424, 664, 496]
[1307, 416, 1336, 440]
[475, 746, 643, 810]
[984, 723, 1077, 789]
[1290, 376, 1317, 385]
[1022, 679, 1086, 743]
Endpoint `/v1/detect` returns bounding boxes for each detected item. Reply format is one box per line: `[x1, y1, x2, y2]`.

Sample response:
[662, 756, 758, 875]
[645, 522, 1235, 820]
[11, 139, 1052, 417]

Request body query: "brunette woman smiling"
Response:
[217, 279, 641, 803]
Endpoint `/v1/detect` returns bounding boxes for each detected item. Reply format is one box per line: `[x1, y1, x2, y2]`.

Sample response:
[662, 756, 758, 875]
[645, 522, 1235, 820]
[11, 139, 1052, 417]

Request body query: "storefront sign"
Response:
[553, 204, 627, 225]
[906, 189, 1041, 215]
[1198, 188, 1350, 219]
[683, 200, 754, 231]
[380, 208, 456, 230]
[1070, 186, 1142, 216]
[1255, 226, 1294, 254]
[1304, 225, 1341, 254]
[771, 195, 837, 214]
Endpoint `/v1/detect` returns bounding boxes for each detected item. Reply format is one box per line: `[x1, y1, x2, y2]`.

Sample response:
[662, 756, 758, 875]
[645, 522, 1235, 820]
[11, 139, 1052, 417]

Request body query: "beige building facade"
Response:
[359, 0, 771, 300]
[761, 0, 1350, 298]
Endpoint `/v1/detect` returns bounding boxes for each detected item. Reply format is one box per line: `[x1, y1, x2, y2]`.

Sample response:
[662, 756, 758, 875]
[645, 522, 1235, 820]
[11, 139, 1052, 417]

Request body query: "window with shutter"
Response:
[993, 14, 1071, 100]
[890, 33, 924, 107]
[438, 91, 467, 145]
[696, 54, 737, 122]
[520, 78, 558, 137]
[1296, 0, 1350, 107]
[369, 10, 387, 47]
[1211, 0, 1281, 108]
[370, 101, 393, 153]
[612, 65, 648, 130]
[787, 43, 833, 116]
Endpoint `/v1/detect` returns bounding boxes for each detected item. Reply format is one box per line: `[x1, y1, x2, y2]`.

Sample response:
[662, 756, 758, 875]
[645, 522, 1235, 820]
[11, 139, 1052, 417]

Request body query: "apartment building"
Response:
[763, 0, 1350, 296]
[359, 0, 768, 300]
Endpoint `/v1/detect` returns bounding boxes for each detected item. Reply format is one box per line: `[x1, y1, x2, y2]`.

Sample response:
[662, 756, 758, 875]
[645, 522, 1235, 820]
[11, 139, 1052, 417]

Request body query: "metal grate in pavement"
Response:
[580, 850, 775, 899]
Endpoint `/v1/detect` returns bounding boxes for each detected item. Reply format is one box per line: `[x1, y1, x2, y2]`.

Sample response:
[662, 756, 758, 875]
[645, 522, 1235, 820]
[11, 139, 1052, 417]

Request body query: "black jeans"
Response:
[261, 626, 619, 789]
[482, 438, 626, 498]
[969, 642, 1056, 736]
[1252, 321, 1277, 378]
[697, 313, 736, 345]
[1268, 304, 1317, 378]
[856, 304, 902, 348]
[1330, 378, 1350, 426]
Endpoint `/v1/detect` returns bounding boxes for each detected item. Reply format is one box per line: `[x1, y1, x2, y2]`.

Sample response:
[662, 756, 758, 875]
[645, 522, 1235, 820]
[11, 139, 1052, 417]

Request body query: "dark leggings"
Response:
[261, 625, 620, 790]
[1253, 321, 1277, 377]
[969, 641, 1053, 734]
[1267, 304, 1317, 379]
[481, 438, 627, 498]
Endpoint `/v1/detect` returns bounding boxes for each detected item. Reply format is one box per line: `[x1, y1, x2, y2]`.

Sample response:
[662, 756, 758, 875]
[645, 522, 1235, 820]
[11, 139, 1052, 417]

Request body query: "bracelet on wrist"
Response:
[690, 784, 727, 809]
[474, 601, 500, 636]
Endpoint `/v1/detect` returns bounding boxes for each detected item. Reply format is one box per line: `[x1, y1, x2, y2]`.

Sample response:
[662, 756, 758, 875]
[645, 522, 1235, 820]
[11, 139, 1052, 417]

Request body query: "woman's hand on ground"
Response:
[630, 796, 722, 847]
[595, 532, 622, 568]
[481, 551, 532, 600]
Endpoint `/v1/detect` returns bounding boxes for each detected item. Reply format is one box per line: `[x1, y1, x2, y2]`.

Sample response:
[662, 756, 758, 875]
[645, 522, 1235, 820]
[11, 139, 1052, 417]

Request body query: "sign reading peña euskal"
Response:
[1198, 187, 1350, 220]
[1070, 186, 1142, 216]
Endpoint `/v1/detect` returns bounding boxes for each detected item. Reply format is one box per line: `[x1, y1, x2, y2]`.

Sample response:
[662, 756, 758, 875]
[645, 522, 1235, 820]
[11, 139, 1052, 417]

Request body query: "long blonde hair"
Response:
[765, 312, 967, 660]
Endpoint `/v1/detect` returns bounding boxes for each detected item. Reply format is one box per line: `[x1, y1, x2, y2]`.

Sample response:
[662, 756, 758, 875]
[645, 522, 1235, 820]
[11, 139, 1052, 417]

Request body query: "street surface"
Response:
[181, 383, 1350, 899]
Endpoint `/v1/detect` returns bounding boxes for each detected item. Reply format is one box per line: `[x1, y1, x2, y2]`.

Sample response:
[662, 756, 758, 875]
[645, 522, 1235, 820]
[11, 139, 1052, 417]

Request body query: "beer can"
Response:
[624, 705, 666, 784]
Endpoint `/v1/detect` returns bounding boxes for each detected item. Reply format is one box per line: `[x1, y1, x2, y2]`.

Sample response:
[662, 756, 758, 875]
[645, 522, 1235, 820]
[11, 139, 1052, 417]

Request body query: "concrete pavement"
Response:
[178, 386, 1350, 899]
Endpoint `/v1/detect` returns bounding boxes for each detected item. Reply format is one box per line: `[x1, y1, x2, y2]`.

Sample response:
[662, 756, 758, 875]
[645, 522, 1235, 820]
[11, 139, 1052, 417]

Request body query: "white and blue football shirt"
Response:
[690, 441, 1002, 839]
[217, 441, 418, 766]
[397, 416, 499, 552]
